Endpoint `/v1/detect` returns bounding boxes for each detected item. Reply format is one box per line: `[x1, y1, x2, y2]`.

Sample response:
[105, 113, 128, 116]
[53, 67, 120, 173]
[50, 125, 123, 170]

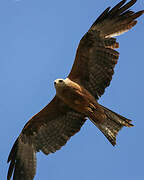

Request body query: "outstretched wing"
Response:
[68, 0, 144, 99]
[7, 96, 86, 180]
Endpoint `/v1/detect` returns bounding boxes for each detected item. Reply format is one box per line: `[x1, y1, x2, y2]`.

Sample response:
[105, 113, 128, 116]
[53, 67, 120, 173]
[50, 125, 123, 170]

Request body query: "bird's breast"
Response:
[56, 84, 97, 114]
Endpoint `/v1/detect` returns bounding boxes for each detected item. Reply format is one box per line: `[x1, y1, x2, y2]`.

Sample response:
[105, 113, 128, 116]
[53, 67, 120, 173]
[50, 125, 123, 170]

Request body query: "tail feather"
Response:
[90, 105, 133, 146]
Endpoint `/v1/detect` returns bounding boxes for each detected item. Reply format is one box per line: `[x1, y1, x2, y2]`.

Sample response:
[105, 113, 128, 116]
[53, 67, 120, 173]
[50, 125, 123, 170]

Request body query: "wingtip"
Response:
[127, 0, 137, 6]
[129, 123, 134, 127]
[111, 141, 116, 146]
[139, 10, 144, 15]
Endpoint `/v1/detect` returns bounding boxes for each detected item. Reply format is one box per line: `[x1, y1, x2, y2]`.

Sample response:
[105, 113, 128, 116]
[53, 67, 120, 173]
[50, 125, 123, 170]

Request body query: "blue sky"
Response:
[1, 0, 144, 179]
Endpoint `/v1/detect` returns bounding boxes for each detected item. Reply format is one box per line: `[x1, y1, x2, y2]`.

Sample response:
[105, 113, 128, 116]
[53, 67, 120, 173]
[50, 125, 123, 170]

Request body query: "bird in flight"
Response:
[7, 0, 144, 179]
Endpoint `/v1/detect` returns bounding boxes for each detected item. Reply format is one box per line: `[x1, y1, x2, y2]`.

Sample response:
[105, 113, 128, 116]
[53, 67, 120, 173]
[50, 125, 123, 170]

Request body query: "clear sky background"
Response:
[1, 0, 144, 179]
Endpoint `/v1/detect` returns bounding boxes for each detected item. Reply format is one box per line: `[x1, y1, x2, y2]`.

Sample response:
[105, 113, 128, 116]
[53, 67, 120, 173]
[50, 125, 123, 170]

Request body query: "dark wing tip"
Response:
[94, 0, 143, 25]
[7, 139, 18, 163]
[93, 7, 110, 25]
[136, 10, 144, 17]
[7, 136, 36, 180]
[108, 0, 127, 15]
[91, 0, 143, 38]
[7, 140, 18, 180]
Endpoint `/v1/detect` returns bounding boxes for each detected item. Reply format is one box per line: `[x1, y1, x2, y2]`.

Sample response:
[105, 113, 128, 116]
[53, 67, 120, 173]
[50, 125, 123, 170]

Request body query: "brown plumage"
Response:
[7, 1, 144, 180]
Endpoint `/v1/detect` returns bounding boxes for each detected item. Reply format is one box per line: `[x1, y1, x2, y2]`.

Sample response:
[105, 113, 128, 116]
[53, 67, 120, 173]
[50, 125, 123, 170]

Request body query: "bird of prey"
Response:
[7, 0, 144, 179]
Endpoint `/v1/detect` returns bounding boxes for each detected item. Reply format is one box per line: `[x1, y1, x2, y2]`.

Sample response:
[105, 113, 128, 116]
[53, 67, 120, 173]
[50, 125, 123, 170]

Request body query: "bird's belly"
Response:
[63, 91, 95, 115]
[57, 84, 98, 114]
[65, 94, 88, 113]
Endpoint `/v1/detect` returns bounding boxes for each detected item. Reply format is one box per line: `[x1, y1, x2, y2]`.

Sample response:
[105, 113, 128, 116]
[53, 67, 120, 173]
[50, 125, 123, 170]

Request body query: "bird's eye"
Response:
[59, 80, 63, 83]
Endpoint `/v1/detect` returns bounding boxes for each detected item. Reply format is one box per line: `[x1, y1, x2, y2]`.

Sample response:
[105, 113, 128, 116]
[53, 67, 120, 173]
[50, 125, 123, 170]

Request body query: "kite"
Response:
[7, 0, 144, 179]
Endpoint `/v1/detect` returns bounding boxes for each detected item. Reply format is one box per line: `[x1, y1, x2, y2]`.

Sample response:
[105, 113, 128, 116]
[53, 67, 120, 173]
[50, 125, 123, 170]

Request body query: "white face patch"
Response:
[54, 78, 69, 98]
[54, 78, 82, 97]
[54, 78, 72, 88]
[54, 78, 66, 89]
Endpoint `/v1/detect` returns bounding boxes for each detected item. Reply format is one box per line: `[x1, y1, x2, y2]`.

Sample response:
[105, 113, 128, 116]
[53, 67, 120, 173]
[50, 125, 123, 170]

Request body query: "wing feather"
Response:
[68, 0, 144, 99]
[7, 96, 86, 180]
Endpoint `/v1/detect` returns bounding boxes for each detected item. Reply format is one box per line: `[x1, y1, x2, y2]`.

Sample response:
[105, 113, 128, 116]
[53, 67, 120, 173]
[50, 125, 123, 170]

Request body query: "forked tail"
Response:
[90, 105, 133, 146]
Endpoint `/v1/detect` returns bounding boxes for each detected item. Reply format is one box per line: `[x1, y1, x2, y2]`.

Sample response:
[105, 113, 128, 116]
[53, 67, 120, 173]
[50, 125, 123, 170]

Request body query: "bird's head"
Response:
[54, 78, 80, 96]
[54, 78, 66, 89]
